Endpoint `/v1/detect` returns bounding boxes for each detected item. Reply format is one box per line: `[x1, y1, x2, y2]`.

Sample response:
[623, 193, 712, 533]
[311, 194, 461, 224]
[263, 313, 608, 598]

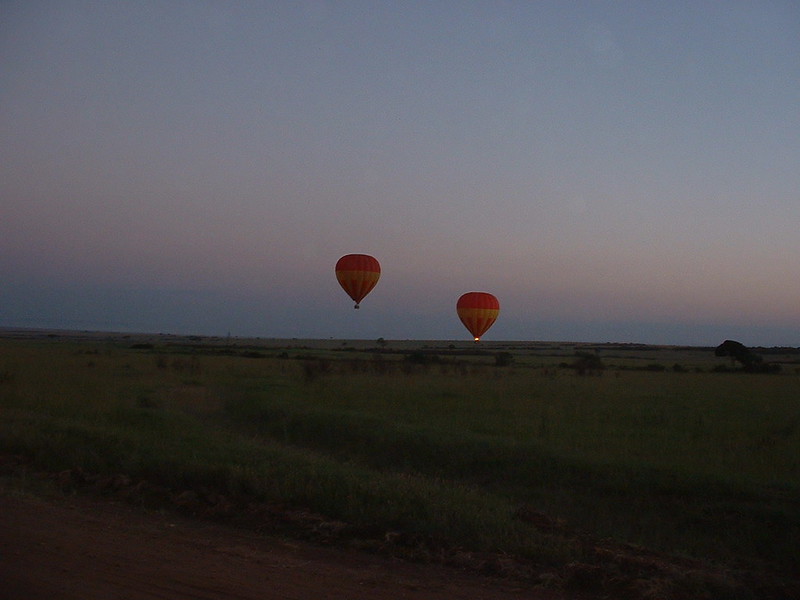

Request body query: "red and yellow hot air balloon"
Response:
[335, 254, 381, 309]
[456, 292, 500, 341]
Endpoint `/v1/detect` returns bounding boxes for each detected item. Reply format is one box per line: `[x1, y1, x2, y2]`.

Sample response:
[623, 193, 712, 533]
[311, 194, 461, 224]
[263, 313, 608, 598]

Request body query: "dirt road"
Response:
[1, 489, 568, 600]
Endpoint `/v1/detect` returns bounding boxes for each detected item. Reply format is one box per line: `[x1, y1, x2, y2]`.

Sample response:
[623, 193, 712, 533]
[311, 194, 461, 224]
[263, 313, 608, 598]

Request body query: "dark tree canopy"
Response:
[714, 340, 763, 370]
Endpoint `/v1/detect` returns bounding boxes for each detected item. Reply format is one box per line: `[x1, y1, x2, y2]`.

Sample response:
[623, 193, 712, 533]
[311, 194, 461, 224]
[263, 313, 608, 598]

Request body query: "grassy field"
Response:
[1, 329, 799, 597]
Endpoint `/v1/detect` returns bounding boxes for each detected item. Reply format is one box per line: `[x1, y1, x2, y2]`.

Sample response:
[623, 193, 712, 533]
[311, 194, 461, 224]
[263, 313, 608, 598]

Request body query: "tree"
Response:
[714, 340, 762, 371]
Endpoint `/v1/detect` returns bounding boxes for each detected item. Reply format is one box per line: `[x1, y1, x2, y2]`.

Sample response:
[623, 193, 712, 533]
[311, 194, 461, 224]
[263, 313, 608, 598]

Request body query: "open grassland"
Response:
[1, 330, 799, 597]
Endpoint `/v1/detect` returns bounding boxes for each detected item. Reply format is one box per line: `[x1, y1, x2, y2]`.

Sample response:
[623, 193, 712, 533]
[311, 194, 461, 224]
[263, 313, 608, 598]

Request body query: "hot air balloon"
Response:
[335, 254, 381, 309]
[456, 292, 499, 341]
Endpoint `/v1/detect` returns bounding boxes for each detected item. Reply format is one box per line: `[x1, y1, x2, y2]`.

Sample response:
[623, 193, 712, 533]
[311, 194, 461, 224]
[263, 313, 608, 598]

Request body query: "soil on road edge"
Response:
[1, 486, 571, 600]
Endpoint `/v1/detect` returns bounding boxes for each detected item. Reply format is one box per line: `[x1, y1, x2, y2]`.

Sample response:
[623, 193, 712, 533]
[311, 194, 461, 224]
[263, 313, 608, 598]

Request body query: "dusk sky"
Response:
[2, 1, 799, 345]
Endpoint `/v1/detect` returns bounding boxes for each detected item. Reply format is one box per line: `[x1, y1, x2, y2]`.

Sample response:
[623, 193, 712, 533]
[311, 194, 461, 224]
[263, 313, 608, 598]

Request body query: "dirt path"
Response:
[1, 489, 569, 600]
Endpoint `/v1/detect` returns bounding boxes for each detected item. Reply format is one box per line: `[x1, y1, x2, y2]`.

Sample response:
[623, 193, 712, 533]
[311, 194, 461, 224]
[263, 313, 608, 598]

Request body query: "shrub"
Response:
[302, 358, 331, 381]
[405, 351, 439, 365]
[494, 352, 514, 367]
[571, 352, 604, 375]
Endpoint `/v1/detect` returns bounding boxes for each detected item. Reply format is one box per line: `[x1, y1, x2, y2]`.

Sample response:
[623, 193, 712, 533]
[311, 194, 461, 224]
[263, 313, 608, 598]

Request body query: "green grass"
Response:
[2, 335, 799, 588]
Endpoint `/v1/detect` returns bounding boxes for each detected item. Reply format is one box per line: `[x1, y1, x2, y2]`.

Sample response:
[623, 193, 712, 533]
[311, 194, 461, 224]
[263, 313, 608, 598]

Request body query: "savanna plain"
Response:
[1, 329, 799, 599]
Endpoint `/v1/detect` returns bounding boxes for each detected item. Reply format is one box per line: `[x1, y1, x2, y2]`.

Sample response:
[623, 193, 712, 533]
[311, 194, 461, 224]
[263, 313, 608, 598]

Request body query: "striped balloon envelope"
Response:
[456, 292, 500, 341]
[335, 254, 381, 309]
